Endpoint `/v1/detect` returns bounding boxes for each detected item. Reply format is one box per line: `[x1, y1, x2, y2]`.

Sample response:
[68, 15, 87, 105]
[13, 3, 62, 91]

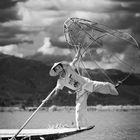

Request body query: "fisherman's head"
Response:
[49, 62, 65, 76]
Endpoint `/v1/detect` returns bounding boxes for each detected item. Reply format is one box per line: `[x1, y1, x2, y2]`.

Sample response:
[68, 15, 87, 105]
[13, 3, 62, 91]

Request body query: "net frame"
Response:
[63, 17, 139, 85]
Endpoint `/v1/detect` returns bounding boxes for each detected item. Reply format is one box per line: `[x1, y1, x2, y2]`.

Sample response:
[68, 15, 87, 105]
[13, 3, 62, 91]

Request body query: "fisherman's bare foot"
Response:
[77, 126, 81, 130]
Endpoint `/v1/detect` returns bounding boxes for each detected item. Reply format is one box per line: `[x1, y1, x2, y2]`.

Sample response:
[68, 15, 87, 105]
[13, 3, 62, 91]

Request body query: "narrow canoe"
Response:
[0, 125, 95, 140]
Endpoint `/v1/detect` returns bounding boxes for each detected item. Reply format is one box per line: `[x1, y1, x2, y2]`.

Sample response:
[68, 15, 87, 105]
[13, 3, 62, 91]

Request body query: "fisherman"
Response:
[49, 48, 119, 129]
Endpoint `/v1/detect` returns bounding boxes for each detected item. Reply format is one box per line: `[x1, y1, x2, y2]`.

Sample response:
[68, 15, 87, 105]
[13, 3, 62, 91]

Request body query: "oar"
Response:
[10, 88, 56, 140]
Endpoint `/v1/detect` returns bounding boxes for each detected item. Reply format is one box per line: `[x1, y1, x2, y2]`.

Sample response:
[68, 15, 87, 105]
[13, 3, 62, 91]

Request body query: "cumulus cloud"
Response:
[37, 37, 70, 55]
[0, 44, 23, 57]
[0, 0, 139, 72]
[0, 0, 27, 22]
[19, 0, 114, 12]
[1, 0, 140, 47]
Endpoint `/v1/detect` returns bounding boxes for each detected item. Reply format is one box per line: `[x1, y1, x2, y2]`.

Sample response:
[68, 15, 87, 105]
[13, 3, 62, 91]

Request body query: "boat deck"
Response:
[0, 128, 78, 137]
[0, 126, 95, 140]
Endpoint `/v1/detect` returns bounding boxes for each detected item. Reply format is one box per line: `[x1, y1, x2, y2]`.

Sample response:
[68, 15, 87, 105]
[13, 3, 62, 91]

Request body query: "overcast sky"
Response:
[0, 0, 140, 72]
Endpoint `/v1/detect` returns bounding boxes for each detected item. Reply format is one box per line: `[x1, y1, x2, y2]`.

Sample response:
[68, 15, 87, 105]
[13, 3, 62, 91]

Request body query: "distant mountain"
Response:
[0, 53, 57, 106]
[0, 53, 140, 106]
[25, 52, 71, 65]
[85, 68, 140, 105]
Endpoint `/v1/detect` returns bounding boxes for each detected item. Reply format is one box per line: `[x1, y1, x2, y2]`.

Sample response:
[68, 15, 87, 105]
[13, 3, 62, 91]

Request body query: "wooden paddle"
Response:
[10, 88, 56, 140]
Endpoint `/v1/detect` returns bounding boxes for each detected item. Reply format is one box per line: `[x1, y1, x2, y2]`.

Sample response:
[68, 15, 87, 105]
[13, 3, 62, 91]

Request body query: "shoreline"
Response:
[0, 105, 140, 112]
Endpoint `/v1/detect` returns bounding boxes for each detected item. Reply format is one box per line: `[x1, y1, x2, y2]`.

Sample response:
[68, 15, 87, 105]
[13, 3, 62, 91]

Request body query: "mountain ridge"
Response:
[0, 53, 140, 106]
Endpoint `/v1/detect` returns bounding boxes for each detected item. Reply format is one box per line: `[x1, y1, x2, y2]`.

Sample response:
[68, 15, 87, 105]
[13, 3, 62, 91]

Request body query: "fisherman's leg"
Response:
[75, 91, 88, 129]
[75, 104, 88, 129]
[92, 81, 119, 95]
[75, 103, 82, 129]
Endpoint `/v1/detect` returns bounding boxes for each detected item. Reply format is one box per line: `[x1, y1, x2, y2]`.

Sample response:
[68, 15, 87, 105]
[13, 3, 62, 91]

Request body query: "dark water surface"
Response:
[0, 110, 140, 140]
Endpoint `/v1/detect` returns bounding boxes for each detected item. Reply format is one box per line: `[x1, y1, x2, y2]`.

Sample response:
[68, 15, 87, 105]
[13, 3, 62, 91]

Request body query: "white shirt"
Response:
[55, 58, 119, 97]
[56, 63, 87, 91]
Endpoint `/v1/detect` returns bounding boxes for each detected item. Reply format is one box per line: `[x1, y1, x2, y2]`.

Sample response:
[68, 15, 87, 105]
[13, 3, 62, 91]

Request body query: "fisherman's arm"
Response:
[51, 87, 61, 98]
[51, 80, 64, 99]
[70, 47, 81, 67]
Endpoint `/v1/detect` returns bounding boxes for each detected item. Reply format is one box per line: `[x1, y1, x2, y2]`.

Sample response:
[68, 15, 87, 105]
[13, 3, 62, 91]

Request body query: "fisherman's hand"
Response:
[51, 88, 60, 99]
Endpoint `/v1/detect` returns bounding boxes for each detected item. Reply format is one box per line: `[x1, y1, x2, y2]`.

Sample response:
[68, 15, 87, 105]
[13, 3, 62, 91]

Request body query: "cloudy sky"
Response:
[0, 0, 140, 72]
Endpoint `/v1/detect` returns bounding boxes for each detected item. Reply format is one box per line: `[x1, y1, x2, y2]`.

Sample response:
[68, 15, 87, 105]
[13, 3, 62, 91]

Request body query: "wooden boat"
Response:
[0, 89, 95, 140]
[0, 125, 95, 140]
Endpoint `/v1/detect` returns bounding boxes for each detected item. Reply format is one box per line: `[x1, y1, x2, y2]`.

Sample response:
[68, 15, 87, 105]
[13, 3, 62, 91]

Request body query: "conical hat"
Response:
[49, 61, 69, 76]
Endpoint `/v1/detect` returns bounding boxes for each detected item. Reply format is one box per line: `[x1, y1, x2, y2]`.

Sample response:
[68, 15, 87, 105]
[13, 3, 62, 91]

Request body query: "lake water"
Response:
[0, 110, 140, 140]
